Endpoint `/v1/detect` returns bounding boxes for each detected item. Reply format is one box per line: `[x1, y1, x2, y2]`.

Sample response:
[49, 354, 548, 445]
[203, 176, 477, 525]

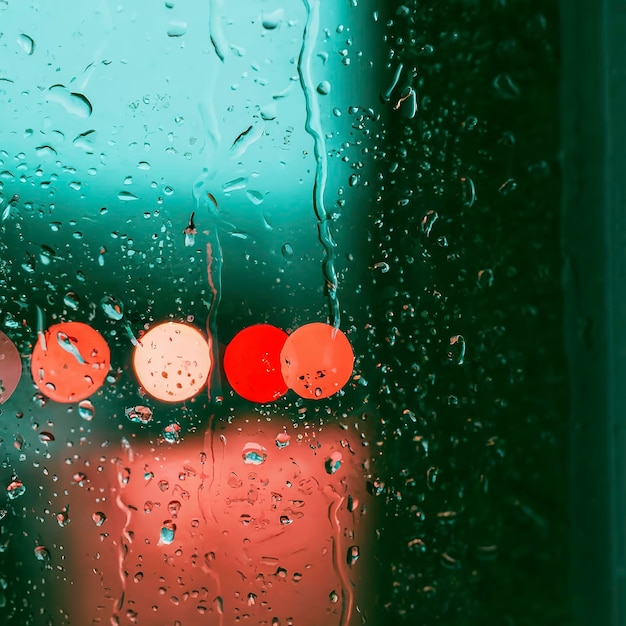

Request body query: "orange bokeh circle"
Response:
[132, 322, 212, 403]
[30, 322, 110, 403]
[280, 323, 354, 399]
[0, 331, 22, 404]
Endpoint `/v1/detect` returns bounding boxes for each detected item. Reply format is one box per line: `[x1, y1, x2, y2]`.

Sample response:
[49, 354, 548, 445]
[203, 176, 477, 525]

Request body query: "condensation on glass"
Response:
[0, 1, 389, 624]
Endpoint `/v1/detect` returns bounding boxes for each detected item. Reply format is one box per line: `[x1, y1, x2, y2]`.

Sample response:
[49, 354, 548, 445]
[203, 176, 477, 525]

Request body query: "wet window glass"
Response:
[0, 1, 567, 625]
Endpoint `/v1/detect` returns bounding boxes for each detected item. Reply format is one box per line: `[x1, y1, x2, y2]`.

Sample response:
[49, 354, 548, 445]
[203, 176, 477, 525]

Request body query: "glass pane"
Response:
[0, 1, 567, 625]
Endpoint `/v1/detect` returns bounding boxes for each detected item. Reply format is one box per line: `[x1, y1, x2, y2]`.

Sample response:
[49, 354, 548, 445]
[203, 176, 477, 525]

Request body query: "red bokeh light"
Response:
[280, 323, 354, 399]
[30, 322, 110, 403]
[223, 324, 288, 403]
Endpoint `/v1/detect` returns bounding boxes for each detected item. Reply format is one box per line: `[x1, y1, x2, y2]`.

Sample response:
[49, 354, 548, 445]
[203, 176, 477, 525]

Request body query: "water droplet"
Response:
[498, 178, 517, 196]
[493, 73, 520, 99]
[17, 34, 35, 55]
[56, 506, 70, 527]
[100, 295, 124, 320]
[478, 268, 494, 288]
[279, 515, 292, 525]
[92, 511, 106, 527]
[125, 405, 153, 424]
[6, 478, 25, 499]
[262, 8, 284, 29]
[46, 85, 92, 118]
[346, 545, 359, 567]
[421, 210, 438, 236]
[167, 21, 187, 37]
[281, 243, 294, 258]
[167, 500, 187, 521]
[316, 81, 331, 95]
[117, 191, 138, 201]
[275, 432, 290, 448]
[260, 103, 277, 121]
[158, 520, 176, 545]
[77, 400, 95, 421]
[34, 545, 50, 562]
[246, 190, 264, 205]
[227, 472, 243, 488]
[38, 431, 55, 444]
[63, 291, 80, 310]
[242, 442, 267, 465]
[163, 422, 181, 443]
[461, 176, 476, 207]
[324, 451, 342, 474]
[447, 335, 466, 365]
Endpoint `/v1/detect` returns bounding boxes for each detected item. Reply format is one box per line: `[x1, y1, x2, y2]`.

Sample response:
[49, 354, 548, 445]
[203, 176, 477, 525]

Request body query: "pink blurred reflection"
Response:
[63, 415, 377, 624]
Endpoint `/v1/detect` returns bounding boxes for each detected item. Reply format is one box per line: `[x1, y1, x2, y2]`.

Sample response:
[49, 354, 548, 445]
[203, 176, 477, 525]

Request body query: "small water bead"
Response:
[125, 405, 153, 424]
[316, 81, 331, 95]
[6, 478, 26, 499]
[78, 399, 95, 421]
[34, 545, 50, 562]
[275, 432, 290, 448]
[92, 511, 106, 527]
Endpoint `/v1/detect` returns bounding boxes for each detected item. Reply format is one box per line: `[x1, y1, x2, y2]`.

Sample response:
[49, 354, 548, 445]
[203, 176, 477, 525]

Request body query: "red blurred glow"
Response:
[223, 324, 288, 403]
[280, 323, 354, 399]
[30, 322, 110, 403]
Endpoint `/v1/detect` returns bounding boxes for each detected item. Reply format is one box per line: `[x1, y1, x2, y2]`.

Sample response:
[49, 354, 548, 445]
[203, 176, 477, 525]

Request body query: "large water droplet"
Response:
[158, 520, 176, 545]
[92, 511, 106, 527]
[6, 478, 25, 499]
[167, 21, 188, 37]
[63, 291, 80, 310]
[17, 34, 35, 56]
[46, 85, 92, 118]
[262, 8, 284, 29]
[242, 442, 267, 465]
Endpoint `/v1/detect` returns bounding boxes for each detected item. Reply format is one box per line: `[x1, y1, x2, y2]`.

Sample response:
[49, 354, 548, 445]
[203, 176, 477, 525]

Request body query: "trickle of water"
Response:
[298, 0, 340, 327]
[242, 442, 267, 465]
[78, 399, 95, 421]
[125, 405, 153, 424]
